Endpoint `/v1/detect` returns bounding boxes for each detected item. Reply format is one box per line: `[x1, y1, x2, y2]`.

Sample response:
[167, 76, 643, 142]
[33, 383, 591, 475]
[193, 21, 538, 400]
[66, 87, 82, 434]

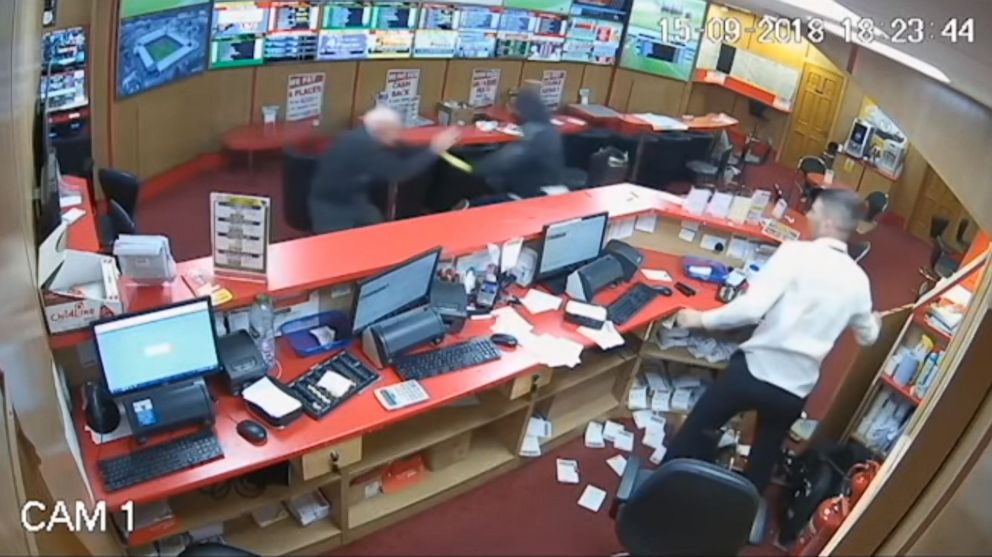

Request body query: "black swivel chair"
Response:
[281, 146, 321, 233]
[639, 133, 691, 190]
[823, 141, 840, 170]
[923, 217, 971, 279]
[97, 168, 141, 220]
[583, 146, 629, 189]
[563, 127, 616, 171]
[797, 156, 827, 209]
[686, 146, 734, 188]
[612, 457, 761, 555]
[99, 199, 137, 252]
[179, 542, 258, 557]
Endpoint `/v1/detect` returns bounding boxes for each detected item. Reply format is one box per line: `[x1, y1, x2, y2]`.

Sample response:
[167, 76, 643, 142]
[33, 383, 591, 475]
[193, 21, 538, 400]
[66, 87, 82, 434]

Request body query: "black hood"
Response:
[514, 89, 551, 125]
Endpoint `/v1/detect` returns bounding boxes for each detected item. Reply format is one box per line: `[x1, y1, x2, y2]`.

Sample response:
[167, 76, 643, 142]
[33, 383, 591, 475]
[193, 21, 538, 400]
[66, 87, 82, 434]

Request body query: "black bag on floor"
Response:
[777, 441, 874, 544]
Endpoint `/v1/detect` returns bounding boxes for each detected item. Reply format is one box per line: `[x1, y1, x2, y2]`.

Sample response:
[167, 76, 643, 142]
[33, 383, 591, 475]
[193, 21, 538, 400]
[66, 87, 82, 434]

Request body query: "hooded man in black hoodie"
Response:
[468, 88, 567, 204]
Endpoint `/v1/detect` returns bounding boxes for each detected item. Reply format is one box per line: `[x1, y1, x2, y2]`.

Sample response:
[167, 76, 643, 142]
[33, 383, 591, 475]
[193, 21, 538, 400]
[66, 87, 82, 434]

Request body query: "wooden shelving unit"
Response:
[225, 514, 342, 555]
[641, 342, 728, 370]
[879, 373, 922, 406]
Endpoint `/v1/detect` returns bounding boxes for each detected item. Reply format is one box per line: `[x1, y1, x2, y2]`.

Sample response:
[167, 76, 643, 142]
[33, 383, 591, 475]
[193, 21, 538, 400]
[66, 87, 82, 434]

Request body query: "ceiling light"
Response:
[823, 22, 951, 83]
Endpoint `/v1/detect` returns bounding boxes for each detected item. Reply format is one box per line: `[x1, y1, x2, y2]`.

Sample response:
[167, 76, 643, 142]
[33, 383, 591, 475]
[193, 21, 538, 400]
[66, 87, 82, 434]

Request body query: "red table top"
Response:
[398, 118, 588, 147]
[222, 120, 321, 152]
[49, 185, 808, 349]
[64, 175, 101, 253]
[614, 112, 740, 135]
[78, 249, 725, 510]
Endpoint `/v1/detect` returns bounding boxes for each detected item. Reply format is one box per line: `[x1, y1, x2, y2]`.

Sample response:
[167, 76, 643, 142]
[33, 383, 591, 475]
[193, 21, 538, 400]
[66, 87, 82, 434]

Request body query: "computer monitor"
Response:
[209, 1, 268, 68]
[536, 212, 609, 280]
[351, 247, 442, 334]
[93, 298, 221, 397]
[40, 69, 89, 112]
[42, 26, 86, 71]
[263, 1, 320, 62]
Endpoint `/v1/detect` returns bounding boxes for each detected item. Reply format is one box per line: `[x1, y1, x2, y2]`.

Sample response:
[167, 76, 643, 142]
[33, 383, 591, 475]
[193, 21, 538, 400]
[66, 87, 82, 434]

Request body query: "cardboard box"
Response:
[38, 222, 123, 333]
[436, 101, 476, 126]
[424, 431, 472, 471]
[382, 454, 428, 494]
[348, 468, 384, 506]
[285, 490, 331, 527]
[291, 435, 363, 480]
[251, 502, 289, 528]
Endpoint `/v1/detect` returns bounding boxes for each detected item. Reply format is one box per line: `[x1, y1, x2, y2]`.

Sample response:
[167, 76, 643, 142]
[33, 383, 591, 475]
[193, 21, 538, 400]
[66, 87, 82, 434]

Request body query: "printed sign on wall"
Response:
[540, 69, 566, 108]
[469, 68, 500, 108]
[286, 73, 325, 122]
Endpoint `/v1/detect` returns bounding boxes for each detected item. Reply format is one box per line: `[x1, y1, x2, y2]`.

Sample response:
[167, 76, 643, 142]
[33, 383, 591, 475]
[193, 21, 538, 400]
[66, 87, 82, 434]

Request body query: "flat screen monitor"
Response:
[40, 69, 89, 112]
[42, 26, 86, 70]
[263, 1, 319, 62]
[322, 2, 373, 29]
[564, 17, 621, 63]
[209, 1, 268, 68]
[455, 30, 497, 58]
[414, 30, 458, 57]
[569, 0, 629, 21]
[317, 29, 371, 59]
[117, 3, 211, 98]
[267, 1, 320, 32]
[495, 37, 529, 58]
[536, 212, 609, 279]
[620, 0, 705, 81]
[93, 298, 220, 397]
[527, 36, 563, 61]
[372, 2, 419, 29]
[351, 247, 442, 334]
[367, 29, 414, 57]
[503, 0, 573, 16]
[458, 5, 501, 30]
[120, 0, 211, 19]
[498, 9, 535, 34]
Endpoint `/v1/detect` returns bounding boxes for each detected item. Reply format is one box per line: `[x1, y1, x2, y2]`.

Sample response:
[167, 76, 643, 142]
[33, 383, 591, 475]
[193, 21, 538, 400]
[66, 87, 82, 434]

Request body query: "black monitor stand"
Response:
[119, 378, 214, 444]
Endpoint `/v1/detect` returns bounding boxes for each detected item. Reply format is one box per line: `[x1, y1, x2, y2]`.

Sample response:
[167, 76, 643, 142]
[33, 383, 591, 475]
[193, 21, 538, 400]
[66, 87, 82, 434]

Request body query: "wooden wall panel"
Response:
[520, 62, 586, 106]
[352, 59, 447, 120]
[442, 60, 523, 105]
[251, 62, 358, 136]
[579, 64, 614, 105]
[623, 71, 687, 114]
[48, 0, 91, 29]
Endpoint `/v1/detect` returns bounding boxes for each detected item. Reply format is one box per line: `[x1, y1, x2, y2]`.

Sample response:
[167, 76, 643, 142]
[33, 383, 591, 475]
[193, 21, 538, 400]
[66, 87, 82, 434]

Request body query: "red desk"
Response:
[615, 112, 740, 136]
[222, 120, 321, 173]
[63, 175, 101, 253]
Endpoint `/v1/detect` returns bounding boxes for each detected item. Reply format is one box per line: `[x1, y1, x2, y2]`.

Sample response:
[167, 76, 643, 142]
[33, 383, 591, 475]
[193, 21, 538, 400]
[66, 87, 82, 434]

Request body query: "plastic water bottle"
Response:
[249, 294, 276, 370]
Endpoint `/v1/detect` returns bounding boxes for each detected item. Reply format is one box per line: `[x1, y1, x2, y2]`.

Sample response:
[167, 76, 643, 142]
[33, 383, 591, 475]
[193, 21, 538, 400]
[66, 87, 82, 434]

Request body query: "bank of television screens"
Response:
[414, 4, 458, 58]
[454, 5, 500, 58]
[367, 2, 417, 58]
[41, 27, 89, 112]
[264, 1, 320, 62]
[117, 0, 211, 97]
[317, 2, 373, 61]
[620, 0, 705, 80]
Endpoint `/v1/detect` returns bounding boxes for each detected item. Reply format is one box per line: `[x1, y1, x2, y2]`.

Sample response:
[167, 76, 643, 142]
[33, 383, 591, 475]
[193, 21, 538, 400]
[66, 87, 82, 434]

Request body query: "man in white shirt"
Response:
[668, 188, 882, 493]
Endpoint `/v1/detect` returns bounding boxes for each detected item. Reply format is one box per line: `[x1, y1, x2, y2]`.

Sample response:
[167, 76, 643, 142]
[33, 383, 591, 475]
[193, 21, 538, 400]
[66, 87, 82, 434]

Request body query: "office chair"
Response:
[281, 146, 321, 232]
[178, 542, 258, 557]
[681, 132, 716, 179]
[823, 141, 840, 169]
[99, 199, 137, 252]
[796, 156, 827, 210]
[612, 457, 761, 556]
[686, 146, 734, 188]
[97, 168, 141, 220]
[856, 191, 890, 234]
[584, 146, 629, 189]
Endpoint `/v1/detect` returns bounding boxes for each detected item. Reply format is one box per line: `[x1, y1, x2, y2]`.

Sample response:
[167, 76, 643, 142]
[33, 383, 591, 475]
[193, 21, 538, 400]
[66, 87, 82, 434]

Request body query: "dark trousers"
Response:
[663, 351, 806, 493]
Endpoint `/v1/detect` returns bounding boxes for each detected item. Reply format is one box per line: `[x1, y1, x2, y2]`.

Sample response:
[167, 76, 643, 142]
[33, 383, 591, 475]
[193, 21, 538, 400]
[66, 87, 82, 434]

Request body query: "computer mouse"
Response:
[236, 420, 268, 445]
[490, 333, 518, 348]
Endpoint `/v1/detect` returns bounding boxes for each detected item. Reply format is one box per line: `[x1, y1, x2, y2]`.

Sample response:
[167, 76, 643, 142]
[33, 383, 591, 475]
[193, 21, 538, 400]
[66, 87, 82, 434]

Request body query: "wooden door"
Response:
[782, 63, 845, 168]
[909, 167, 971, 243]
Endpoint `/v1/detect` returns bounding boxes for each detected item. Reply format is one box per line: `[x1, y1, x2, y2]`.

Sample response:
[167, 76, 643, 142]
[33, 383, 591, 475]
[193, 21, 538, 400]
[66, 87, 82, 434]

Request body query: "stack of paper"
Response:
[627, 384, 649, 410]
[705, 192, 734, 219]
[556, 459, 580, 484]
[585, 421, 605, 448]
[657, 328, 738, 364]
[520, 289, 563, 314]
[612, 429, 634, 452]
[684, 188, 711, 216]
[491, 307, 534, 337]
[242, 377, 302, 419]
[642, 415, 666, 449]
[519, 333, 584, 368]
[606, 454, 627, 477]
[521, 416, 552, 458]
[578, 485, 607, 512]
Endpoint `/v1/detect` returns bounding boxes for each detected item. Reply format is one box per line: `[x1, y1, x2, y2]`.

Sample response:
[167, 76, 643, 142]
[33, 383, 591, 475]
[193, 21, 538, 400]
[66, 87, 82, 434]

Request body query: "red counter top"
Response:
[63, 175, 101, 253]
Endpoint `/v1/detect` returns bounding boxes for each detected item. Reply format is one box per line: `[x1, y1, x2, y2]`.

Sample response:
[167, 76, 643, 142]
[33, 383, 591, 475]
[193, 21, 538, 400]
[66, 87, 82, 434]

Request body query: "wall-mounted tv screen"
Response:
[503, 0, 573, 16]
[495, 9, 535, 59]
[569, 0, 629, 22]
[563, 16, 621, 63]
[322, 1, 373, 29]
[620, 0, 705, 80]
[209, 1, 267, 68]
[414, 4, 458, 58]
[120, 0, 211, 19]
[263, 1, 319, 62]
[117, 3, 210, 98]
[42, 26, 86, 70]
[372, 2, 419, 29]
[527, 12, 566, 61]
[368, 29, 414, 58]
[317, 29, 371, 59]
[40, 70, 89, 112]
[454, 5, 499, 57]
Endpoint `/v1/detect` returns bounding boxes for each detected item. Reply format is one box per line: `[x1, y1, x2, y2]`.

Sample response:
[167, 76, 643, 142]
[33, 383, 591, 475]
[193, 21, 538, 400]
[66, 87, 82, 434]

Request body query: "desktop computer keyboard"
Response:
[98, 429, 223, 492]
[394, 338, 502, 381]
[607, 283, 661, 325]
[288, 350, 380, 419]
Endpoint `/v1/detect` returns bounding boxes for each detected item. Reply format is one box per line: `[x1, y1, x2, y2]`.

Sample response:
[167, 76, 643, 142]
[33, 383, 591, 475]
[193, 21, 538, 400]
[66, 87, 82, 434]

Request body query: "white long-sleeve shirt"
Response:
[701, 237, 880, 398]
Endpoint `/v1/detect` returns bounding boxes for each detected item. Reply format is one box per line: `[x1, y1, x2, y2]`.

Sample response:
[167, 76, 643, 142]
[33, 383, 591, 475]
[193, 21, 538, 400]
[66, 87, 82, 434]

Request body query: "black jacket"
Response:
[309, 127, 437, 232]
[474, 92, 565, 198]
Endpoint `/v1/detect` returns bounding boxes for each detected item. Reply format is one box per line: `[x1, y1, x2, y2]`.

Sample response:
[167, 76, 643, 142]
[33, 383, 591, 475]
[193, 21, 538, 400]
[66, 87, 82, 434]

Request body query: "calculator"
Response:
[374, 380, 430, 411]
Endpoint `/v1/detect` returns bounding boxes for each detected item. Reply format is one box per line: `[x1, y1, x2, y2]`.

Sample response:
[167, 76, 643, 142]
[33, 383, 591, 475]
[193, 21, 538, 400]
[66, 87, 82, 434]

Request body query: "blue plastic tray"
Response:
[279, 310, 351, 357]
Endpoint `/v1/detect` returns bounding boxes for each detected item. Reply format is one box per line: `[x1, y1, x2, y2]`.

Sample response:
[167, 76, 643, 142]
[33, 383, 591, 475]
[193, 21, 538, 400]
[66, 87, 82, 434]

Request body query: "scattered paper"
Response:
[641, 269, 672, 282]
[632, 409, 653, 430]
[705, 192, 733, 219]
[500, 237, 524, 272]
[60, 193, 82, 207]
[670, 389, 694, 412]
[700, 234, 728, 252]
[491, 307, 534, 337]
[649, 445, 668, 464]
[608, 218, 636, 240]
[643, 416, 666, 449]
[520, 435, 541, 457]
[645, 370, 670, 392]
[519, 333, 584, 368]
[556, 459, 580, 484]
[602, 420, 625, 442]
[578, 485, 607, 513]
[62, 208, 86, 224]
[578, 321, 625, 350]
[606, 455, 628, 477]
[678, 221, 700, 242]
[627, 385, 649, 410]
[718, 429, 738, 449]
[613, 429, 635, 452]
[651, 391, 672, 412]
[487, 243, 502, 268]
[317, 371, 354, 398]
[528, 416, 553, 439]
[737, 444, 751, 457]
[748, 190, 771, 224]
[634, 214, 657, 233]
[520, 289, 563, 315]
[685, 188, 711, 216]
[585, 421, 605, 448]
